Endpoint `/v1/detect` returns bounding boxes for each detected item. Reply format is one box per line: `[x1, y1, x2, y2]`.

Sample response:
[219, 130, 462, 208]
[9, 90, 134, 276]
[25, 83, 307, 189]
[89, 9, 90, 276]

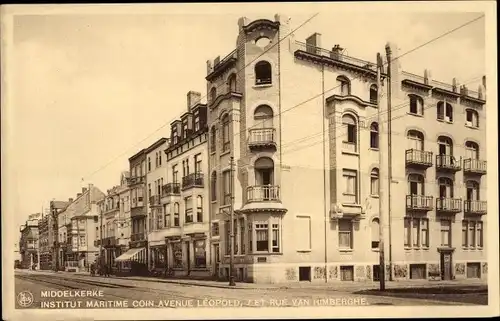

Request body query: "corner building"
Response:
[206, 14, 487, 283]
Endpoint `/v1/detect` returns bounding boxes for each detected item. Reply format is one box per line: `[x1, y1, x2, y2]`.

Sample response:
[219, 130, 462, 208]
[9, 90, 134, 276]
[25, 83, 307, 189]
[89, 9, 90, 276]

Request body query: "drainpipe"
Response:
[321, 64, 328, 283]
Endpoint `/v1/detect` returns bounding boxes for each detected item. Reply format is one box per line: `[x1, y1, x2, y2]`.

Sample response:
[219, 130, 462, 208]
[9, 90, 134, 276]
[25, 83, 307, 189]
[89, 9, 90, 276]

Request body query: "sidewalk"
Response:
[21, 269, 487, 292]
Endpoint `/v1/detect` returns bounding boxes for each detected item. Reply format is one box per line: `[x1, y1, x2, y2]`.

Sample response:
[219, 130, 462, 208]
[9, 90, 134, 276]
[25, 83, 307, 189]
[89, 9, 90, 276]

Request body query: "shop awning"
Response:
[114, 247, 145, 262]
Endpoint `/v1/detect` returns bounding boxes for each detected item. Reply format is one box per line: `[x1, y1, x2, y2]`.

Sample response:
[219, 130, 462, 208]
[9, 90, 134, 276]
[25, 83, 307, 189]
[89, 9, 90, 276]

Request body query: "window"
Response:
[196, 196, 203, 222]
[370, 122, 379, 149]
[173, 203, 180, 227]
[255, 223, 269, 251]
[371, 218, 380, 249]
[194, 110, 200, 132]
[440, 220, 452, 247]
[342, 169, 357, 203]
[159, 151, 162, 166]
[338, 219, 353, 249]
[182, 120, 188, 138]
[407, 130, 424, 150]
[370, 84, 378, 103]
[465, 141, 479, 160]
[466, 109, 479, 128]
[233, 219, 238, 254]
[182, 159, 189, 177]
[438, 177, 454, 198]
[172, 242, 182, 268]
[404, 217, 429, 248]
[337, 76, 351, 96]
[239, 218, 245, 254]
[158, 207, 163, 229]
[221, 114, 230, 152]
[194, 154, 202, 173]
[225, 221, 231, 254]
[437, 101, 453, 122]
[462, 220, 484, 248]
[228, 73, 237, 92]
[194, 239, 206, 268]
[172, 127, 179, 144]
[342, 114, 357, 151]
[408, 173, 424, 195]
[272, 223, 280, 253]
[185, 197, 193, 223]
[148, 184, 151, 199]
[222, 170, 231, 205]
[408, 94, 424, 115]
[254, 105, 274, 129]
[79, 236, 86, 246]
[370, 168, 379, 196]
[248, 222, 253, 252]
[210, 126, 216, 153]
[255, 61, 272, 85]
[466, 180, 480, 201]
[148, 157, 151, 172]
[164, 203, 171, 228]
[210, 87, 217, 103]
[211, 222, 219, 236]
[211, 171, 217, 201]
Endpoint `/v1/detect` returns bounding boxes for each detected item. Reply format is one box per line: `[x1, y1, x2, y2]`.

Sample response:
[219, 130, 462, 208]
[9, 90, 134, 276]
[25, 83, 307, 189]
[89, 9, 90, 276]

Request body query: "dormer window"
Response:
[255, 61, 272, 85]
[183, 120, 188, 139]
[172, 127, 179, 144]
[194, 110, 200, 132]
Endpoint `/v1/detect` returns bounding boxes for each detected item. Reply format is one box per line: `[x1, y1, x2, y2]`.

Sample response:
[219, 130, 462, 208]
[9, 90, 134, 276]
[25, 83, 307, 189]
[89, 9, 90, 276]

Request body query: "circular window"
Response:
[255, 36, 271, 48]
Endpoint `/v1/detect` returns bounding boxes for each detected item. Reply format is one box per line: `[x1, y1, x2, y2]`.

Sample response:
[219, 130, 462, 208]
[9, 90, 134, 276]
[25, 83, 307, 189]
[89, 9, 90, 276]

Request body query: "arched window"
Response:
[465, 141, 479, 159]
[437, 136, 453, 155]
[210, 87, 217, 103]
[370, 168, 379, 196]
[255, 61, 272, 85]
[466, 180, 480, 201]
[254, 105, 274, 128]
[408, 94, 424, 115]
[370, 122, 379, 149]
[437, 101, 453, 122]
[221, 114, 230, 153]
[370, 84, 378, 103]
[173, 203, 180, 227]
[337, 76, 351, 96]
[466, 109, 479, 128]
[371, 218, 380, 249]
[228, 74, 237, 92]
[342, 114, 357, 152]
[438, 177, 454, 198]
[408, 173, 424, 195]
[196, 196, 203, 222]
[254, 157, 275, 200]
[211, 172, 217, 201]
[407, 130, 424, 150]
[210, 125, 216, 153]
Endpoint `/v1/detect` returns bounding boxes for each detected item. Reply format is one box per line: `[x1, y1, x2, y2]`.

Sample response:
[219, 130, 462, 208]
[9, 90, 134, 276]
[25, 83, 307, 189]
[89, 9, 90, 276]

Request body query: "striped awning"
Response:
[114, 247, 145, 262]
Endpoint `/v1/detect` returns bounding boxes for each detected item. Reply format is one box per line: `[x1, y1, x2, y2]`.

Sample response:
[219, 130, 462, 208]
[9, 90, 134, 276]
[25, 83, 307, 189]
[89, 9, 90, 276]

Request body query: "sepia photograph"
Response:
[1, 1, 498, 320]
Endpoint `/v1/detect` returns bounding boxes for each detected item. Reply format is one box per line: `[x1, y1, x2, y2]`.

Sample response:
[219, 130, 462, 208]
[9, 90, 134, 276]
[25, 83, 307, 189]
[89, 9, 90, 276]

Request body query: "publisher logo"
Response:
[17, 291, 34, 308]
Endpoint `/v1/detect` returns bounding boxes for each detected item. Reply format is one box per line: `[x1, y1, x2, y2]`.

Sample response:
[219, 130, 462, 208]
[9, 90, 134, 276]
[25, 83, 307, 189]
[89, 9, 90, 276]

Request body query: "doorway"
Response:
[440, 251, 453, 280]
[213, 244, 220, 278]
[299, 266, 311, 281]
[185, 241, 191, 273]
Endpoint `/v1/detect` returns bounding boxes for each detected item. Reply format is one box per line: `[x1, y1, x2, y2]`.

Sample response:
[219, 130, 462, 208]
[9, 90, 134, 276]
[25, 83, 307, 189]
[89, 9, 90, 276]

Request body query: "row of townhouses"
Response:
[20, 15, 488, 283]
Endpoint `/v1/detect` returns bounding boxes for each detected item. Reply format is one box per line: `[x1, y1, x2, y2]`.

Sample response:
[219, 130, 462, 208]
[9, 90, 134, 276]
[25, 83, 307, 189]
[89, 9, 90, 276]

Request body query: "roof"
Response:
[51, 200, 69, 209]
[128, 149, 146, 162]
[144, 137, 168, 154]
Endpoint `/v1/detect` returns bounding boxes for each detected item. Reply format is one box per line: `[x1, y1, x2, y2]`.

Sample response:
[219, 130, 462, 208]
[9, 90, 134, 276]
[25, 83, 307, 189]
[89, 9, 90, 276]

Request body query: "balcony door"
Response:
[254, 105, 274, 129]
[466, 181, 479, 201]
[437, 136, 453, 156]
[408, 174, 424, 195]
[465, 141, 479, 160]
[407, 131, 424, 151]
[438, 177, 453, 198]
[255, 157, 274, 200]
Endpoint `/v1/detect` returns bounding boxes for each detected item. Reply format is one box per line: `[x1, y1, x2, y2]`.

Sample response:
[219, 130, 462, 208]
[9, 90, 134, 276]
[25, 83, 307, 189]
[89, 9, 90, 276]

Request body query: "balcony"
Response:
[406, 149, 433, 168]
[464, 200, 487, 215]
[463, 159, 487, 175]
[127, 176, 145, 186]
[130, 233, 145, 242]
[248, 128, 277, 150]
[436, 198, 462, 213]
[406, 195, 433, 211]
[131, 197, 144, 209]
[149, 195, 161, 207]
[436, 155, 461, 172]
[162, 183, 181, 196]
[182, 173, 204, 190]
[247, 185, 281, 202]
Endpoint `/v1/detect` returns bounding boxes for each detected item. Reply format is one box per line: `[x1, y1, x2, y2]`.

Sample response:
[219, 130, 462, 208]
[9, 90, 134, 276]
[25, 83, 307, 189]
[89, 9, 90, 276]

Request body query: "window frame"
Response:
[338, 219, 353, 250]
[370, 168, 380, 196]
[254, 61, 272, 85]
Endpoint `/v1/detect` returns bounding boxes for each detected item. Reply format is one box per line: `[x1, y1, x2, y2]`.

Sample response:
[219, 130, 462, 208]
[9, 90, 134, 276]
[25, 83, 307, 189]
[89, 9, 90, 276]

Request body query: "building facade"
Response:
[145, 138, 169, 273]
[19, 215, 40, 269]
[50, 200, 69, 271]
[157, 91, 210, 278]
[205, 15, 487, 283]
[37, 214, 51, 270]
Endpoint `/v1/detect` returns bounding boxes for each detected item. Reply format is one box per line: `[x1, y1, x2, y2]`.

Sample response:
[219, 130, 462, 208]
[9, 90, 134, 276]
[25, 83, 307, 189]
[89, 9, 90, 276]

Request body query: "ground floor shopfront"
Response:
[148, 233, 211, 278]
[114, 239, 148, 276]
[39, 252, 52, 270]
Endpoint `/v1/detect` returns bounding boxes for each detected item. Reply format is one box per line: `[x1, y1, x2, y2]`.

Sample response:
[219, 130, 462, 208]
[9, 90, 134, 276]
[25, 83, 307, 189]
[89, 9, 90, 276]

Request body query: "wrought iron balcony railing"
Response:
[247, 185, 281, 202]
[161, 183, 181, 196]
[182, 173, 204, 190]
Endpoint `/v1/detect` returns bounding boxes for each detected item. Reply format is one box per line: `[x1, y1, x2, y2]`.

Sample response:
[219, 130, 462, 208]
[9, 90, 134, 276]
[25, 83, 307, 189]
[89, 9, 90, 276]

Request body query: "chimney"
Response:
[460, 85, 468, 96]
[68, 198, 74, 203]
[77, 193, 82, 198]
[331, 44, 343, 60]
[214, 55, 220, 67]
[482, 75, 486, 89]
[187, 91, 201, 112]
[206, 60, 213, 75]
[424, 69, 431, 85]
[238, 16, 249, 30]
[452, 78, 459, 93]
[305, 33, 321, 54]
[478, 85, 484, 100]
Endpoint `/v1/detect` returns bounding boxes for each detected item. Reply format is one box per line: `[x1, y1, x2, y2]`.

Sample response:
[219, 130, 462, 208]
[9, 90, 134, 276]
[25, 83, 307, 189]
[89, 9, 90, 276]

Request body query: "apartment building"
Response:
[144, 138, 169, 273]
[119, 150, 148, 275]
[95, 173, 131, 271]
[57, 185, 105, 272]
[19, 215, 40, 269]
[37, 214, 51, 270]
[157, 91, 210, 278]
[205, 15, 487, 283]
[50, 200, 69, 271]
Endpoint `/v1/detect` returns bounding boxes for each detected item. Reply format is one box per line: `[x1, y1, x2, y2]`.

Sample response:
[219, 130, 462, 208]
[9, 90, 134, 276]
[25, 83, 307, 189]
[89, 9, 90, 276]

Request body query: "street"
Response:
[14, 270, 487, 309]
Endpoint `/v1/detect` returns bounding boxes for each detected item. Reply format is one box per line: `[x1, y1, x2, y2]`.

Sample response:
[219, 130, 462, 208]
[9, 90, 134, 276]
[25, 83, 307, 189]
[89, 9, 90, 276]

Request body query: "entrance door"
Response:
[440, 252, 453, 280]
[185, 241, 191, 273]
[213, 244, 220, 278]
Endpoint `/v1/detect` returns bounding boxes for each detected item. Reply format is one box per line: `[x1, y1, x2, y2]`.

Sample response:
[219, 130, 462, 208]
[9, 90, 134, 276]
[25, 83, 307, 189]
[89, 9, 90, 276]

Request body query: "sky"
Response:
[7, 3, 487, 228]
